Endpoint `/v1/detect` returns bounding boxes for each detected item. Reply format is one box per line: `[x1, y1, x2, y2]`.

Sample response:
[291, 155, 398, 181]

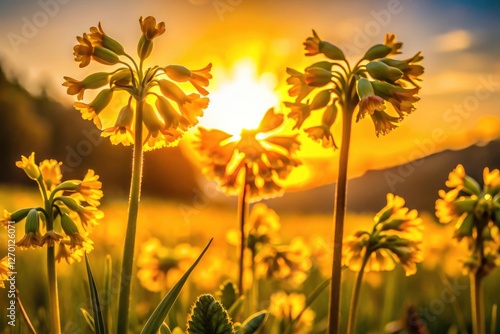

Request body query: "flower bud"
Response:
[82, 72, 109, 89]
[319, 41, 345, 60]
[57, 196, 80, 211]
[25, 209, 40, 234]
[16, 152, 40, 180]
[309, 90, 331, 110]
[364, 44, 392, 61]
[366, 61, 403, 83]
[304, 68, 333, 87]
[137, 35, 153, 60]
[159, 80, 187, 104]
[61, 213, 79, 235]
[322, 103, 338, 126]
[356, 77, 375, 98]
[101, 34, 125, 55]
[10, 208, 32, 223]
[143, 102, 162, 135]
[110, 69, 132, 86]
[92, 89, 114, 114]
[165, 65, 192, 82]
[92, 46, 120, 65]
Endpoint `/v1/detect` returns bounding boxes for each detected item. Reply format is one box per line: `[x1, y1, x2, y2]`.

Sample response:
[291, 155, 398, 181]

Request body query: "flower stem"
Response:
[237, 165, 250, 297]
[327, 103, 354, 334]
[117, 97, 144, 334]
[470, 271, 484, 334]
[45, 200, 61, 334]
[347, 252, 369, 334]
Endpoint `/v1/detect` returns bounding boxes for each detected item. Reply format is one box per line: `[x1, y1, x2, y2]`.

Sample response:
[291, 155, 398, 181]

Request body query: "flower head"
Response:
[195, 108, 301, 201]
[343, 193, 423, 276]
[137, 238, 198, 292]
[287, 33, 423, 142]
[66, 17, 212, 151]
[6, 154, 104, 264]
[435, 165, 500, 276]
[16, 152, 40, 180]
[269, 291, 315, 334]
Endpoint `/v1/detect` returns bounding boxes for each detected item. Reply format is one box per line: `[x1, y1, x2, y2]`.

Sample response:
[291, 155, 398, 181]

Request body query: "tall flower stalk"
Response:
[286, 31, 424, 333]
[2, 153, 103, 334]
[435, 165, 500, 334]
[194, 108, 301, 296]
[343, 193, 424, 334]
[64, 16, 212, 333]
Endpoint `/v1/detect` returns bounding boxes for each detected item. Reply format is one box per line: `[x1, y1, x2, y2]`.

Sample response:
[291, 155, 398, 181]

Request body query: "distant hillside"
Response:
[265, 139, 500, 214]
[0, 66, 198, 199]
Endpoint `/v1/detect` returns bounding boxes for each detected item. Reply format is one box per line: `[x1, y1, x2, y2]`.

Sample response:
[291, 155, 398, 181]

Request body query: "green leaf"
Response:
[215, 280, 239, 310]
[103, 255, 112, 333]
[80, 308, 95, 332]
[159, 322, 172, 334]
[85, 254, 107, 334]
[284, 278, 330, 333]
[186, 294, 234, 334]
[241, 311, 267, 334]
[141, 239, 213, 334]
[226, 296, 244, 320]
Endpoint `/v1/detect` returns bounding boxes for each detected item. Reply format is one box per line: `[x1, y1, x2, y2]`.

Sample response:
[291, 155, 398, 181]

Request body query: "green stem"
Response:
[237, 165, 249, 297]
[250, 248, 258, 313]
[327, 102, 354, 334]
[47, 245, 61, 334]
[470, 272, 484, 334]
[347, 252, 369, 334]
[117, 97, 144, 334]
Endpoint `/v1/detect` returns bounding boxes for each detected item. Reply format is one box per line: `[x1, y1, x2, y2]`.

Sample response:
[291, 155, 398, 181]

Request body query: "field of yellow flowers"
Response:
[2, 185, 499, 333]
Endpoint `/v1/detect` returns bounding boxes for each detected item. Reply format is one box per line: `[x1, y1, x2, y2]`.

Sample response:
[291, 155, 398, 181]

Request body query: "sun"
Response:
[197, 58, 280, 137]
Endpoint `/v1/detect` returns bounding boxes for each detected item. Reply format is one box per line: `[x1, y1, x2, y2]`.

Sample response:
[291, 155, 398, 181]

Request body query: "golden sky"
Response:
[1, 0, 499, 189]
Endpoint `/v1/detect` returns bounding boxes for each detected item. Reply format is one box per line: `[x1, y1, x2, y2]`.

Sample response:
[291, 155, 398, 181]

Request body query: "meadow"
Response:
[2, 185, 499, 333]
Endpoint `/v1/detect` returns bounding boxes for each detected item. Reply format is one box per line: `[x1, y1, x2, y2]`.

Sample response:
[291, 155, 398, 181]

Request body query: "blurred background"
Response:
[0, 0, 499, 212]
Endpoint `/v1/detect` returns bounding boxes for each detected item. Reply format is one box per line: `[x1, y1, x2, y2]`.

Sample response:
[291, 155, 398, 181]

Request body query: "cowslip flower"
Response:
[4, 153, 103, 264]
[435, 164, 500, 276]
[286, 32, 423, 143]
[65, 16, 212, 151]
[195, 108, 301, 201]
[255, 237, 312, 286]
[343, 193, 424, 276]
[136, 238, 198, 292]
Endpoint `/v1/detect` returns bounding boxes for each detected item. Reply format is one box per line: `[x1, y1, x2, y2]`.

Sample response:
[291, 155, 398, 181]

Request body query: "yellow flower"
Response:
[304, 124, 336, 148]
[88, 22, 125, 55]
[343, 193, 423, 276]
[63, 72, 109, 101]
[39, 159, 62, 192]
[384, 33, 403, 55]
[101, 102, 134, 146]
[165, 63, 213, 96]
[435, 165, 500, 275]
[40, 230, 64, 247]
[72, 205, 104, 231]
[73, 33, 94, 68]
[255, 238, 311, 286]
[303, 30, 321, 56]
[0, 256, 10, 289]
[16, 152, 40, 180]
[269, 291, 315, 334]
[17, 231, 42, 249]
[195, 108, 301, 202]
[74, 89, 114, 129]
[139, 16, 166, 40]
[285, 68, 315, 103]
[72, 169, 103, 207]
[137, 238, 198, 292]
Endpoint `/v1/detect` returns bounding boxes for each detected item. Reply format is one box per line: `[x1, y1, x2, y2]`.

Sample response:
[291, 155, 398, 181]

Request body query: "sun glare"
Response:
[199, 59, 280, 137]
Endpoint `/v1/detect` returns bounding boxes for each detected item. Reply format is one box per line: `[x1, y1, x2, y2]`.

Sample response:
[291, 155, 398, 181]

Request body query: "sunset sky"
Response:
[1, 0, 499, 189]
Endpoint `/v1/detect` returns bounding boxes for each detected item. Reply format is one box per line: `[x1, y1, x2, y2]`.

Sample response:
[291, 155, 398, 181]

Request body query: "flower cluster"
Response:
[286, 32, 424, 144]
[136, 238, 199, 292]
[435, 164, 500, 275]
[195, 108, 301, 201]
[0, 256, 10, 288]
[64, 16, 212, 151]
[1, 153, 103, 264]
[343, 193, 424, 276]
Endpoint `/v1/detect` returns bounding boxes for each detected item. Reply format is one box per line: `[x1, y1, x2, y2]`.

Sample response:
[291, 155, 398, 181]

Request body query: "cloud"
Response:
[433, 29, 472, 53]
